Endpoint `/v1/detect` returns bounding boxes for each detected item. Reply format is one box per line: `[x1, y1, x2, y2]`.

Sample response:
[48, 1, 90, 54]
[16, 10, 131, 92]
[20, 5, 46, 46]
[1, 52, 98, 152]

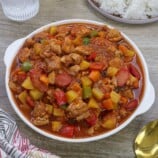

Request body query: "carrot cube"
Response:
[89, 71, 100, 82]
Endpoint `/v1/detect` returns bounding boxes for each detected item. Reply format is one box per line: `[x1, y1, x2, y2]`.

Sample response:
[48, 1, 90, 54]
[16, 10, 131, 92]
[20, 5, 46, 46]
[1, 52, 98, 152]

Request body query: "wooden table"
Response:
[0, 0, 158, 157]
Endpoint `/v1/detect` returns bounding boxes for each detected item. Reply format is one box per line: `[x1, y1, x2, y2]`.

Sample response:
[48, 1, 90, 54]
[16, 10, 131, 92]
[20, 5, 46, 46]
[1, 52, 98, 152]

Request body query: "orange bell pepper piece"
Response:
[119, 45, 128, 54]
[40, 74, 49, 85]
[89, 71, 100, 82]
[102, 99, 114, 110]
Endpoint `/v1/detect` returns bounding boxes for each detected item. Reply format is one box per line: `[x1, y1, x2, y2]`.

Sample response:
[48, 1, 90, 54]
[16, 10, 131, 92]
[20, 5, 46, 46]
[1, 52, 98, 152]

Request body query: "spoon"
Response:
[134, 120, 158, 158]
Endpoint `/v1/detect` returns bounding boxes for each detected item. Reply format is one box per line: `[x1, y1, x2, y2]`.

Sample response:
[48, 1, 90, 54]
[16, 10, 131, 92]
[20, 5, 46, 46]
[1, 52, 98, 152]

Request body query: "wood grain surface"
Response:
[0, 0, 158, 157]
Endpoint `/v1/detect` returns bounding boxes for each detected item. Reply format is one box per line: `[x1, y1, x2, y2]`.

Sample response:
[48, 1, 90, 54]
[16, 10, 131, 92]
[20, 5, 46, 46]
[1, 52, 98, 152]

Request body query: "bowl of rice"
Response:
[88, 0, 158, 24]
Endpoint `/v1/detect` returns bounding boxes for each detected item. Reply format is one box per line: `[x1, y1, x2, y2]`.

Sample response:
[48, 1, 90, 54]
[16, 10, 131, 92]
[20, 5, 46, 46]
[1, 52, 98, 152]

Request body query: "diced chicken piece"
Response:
[73, 45, 93, 55]
[101, 25, 110, 32]
[9, 81, 22, 93]
[33, 60, 47, 71]
[91, 37, 112, 47]
[56, 25, 71, 38]
[69, 53, 82, 64]
[25, 38, 35, 48]
[57, 25, 71, 33]
[121, 89, 134, 99]
[31, 102, 49, 126]
[67, 99, 89, 121]
[61, 53, 82, 66]
[50, 39, 62, 55]
[30, 49, 41, 60]
[109, 57, 123, 68]
[32, 102, 47, 117]
[33, 32, 49, 42]
[94, 54, 108, 70]
[10, 70, 20, 83]
[91, 38, 116, 55]
[119, 107, 128, 118]
[106, 45, 117, 54]
[115, 50, 123, 57]
[45, 55, 61, 71]
[47, 88, 54, 97]
[71, 25, 90, 37]
[62, 36, 74, 54]
[76, 111, 90, 121]
[40, 45, 54, 58]
[101, 78, 111, 85]
[32, 115, 49, 126]
[69, 65, 80, 76]
[61, 55, 73, 67]
[10, 69, 26, 84]
[106, 29, 122, 42]
[18, 48, 31, 62]
[46, 88, 55, 103]
[93, 80, 114, 93]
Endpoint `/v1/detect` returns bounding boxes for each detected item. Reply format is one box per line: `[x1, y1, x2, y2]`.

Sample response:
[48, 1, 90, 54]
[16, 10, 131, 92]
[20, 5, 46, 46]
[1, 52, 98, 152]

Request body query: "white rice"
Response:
[94, 0, 158, 19]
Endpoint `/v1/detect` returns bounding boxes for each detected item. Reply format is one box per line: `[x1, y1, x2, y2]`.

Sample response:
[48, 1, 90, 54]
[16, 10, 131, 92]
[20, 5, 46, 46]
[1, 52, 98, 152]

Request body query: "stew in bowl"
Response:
[5, 20, 154, 142]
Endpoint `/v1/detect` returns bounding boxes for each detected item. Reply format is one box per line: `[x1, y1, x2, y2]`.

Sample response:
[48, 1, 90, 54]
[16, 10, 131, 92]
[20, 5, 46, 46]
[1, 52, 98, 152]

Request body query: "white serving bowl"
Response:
[4, 19, 155, 143]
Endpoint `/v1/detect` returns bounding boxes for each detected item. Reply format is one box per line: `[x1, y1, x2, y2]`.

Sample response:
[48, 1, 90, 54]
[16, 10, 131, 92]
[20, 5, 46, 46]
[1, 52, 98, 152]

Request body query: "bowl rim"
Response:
[4, 19, 154, 142]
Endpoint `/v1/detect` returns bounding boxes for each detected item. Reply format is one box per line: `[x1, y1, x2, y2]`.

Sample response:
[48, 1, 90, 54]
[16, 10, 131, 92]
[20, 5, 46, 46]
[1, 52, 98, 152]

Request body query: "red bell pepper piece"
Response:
[54, 89, 67, 106]
[17, 72, 27, 83]
[26, 96, 34, 108]
[87, 52, 97, 61]
[86, 112, 97, 126]
[59, 125, 75, 138]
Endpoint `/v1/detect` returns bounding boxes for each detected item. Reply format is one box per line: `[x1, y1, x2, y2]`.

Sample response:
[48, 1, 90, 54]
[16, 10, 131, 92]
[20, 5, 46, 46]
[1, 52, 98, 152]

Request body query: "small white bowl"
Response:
[4, 19, 155, 142]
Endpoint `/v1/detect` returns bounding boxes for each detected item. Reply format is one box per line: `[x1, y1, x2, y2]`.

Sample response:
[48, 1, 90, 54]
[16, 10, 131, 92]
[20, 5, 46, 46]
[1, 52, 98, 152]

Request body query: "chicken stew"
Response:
[9, 23, 144, 138]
